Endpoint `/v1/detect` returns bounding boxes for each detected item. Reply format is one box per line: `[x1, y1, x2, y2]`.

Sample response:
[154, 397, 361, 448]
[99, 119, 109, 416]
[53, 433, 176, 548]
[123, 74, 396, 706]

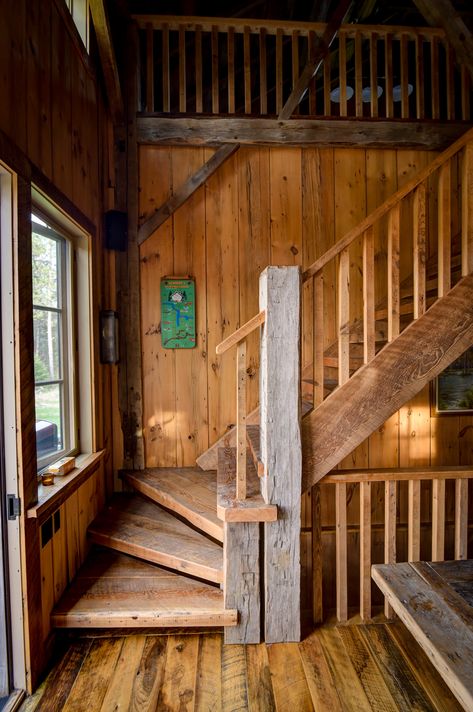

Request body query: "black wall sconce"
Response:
[100, 310, 119, 364]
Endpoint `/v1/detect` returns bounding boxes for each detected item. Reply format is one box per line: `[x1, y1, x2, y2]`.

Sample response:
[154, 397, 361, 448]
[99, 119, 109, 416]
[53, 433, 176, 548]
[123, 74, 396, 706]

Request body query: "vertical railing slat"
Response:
[431, 479, 445, 562]
[455, 479, 468, 560]
[408, 480, 421, 562]
[438, 161, 451, 297]
[236, 340, 247, 501]
[413, 183, 427, 319]
[312, 484, 323, 623]
[323, 52, 331, 116]
[355, 31, 363, 118]
[338, 248, 350, 386]
[388, 204, 400, 341]
[431, 36, 440, 120]
[400, 33, 409, 119]
[244, 25, 251, 114]
[339, 32, 347, 117]
[314, 271, 324, 407]
[370, 32, 378, 118]
[162, 23, 170, 112]
[292, 30, 299, 115]
[195, 25, 203, 113]
[146, 24, 154, 112]
[462, 142, 473, 276]
[385, 33, 393, 119]
[415, 35, 424, 120]
[259, 28, 267, 115]
[363, 227, 375, 364]
[228, 27, 235, 114]
[360, 481, 371, 621]
[276, 28, 283, 115]
[446, 44, 455, 121]
[308, 31, 317, 115]
[211, 26, 219, 114]
[336, 482, 348, 623]
[384, 480, 397, 618]
[179, 26, 186, 112]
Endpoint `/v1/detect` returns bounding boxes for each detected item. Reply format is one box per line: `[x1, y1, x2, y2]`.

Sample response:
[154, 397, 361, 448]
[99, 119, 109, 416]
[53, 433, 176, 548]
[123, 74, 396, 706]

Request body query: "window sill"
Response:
[26, 450, 106, 525]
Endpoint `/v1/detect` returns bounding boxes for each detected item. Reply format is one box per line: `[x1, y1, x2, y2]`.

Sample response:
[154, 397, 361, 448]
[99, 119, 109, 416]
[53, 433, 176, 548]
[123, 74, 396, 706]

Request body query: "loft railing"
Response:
[135, 16, 472, 121]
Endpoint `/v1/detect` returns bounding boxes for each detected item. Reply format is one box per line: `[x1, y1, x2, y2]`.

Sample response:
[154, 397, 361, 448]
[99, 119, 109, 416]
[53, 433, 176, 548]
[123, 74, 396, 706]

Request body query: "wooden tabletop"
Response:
[372, 559, 473, 711]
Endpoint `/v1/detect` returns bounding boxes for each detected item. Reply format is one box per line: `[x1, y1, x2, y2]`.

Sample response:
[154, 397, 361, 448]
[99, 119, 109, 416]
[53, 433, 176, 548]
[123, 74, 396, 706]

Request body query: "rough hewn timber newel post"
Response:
[259, 266, 302, 643]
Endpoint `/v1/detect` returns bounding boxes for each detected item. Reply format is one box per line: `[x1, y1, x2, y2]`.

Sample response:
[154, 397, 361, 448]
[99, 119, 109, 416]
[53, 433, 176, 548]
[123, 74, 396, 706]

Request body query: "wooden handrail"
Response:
[303, 125, 473, 282]
[134, 16, 447, 40]
[320, 466, 473, 484]
[216, 310, 266, 355]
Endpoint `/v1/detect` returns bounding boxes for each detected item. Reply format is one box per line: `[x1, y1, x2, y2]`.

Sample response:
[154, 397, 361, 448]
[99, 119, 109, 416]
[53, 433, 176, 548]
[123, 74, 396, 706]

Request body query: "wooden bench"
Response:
[372, 560, 473, 711]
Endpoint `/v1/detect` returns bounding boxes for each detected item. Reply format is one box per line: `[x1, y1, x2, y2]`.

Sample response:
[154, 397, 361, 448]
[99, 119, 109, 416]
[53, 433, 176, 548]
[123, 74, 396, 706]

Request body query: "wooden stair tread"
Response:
[122, 467, 223, 542]
[51, 549, 237, 629]
[217, 447, 277, 523]
[88, 495, 223, 584]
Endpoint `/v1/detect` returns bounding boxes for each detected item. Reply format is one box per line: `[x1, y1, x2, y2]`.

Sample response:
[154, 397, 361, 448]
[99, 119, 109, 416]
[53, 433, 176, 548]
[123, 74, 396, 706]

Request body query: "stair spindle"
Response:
[312, 484, 323, 623]
[387, 205, 400, 341]
[431, 479, 445, 562]
[369, 32, 378, 118]
[228, 27, 235, 114]
[338, 248, 350, 386]
[415, 35, 424, 120]
[259, 28, 267, 114]
[339, 32, 347, 117]
[355, 30, 363, 117]
[292, 30, 299, 114]
[244, 26, 251, 114]
[195, 25, 203, 113]
[314, 271, 324, 406]
[462, 142, 473, 276]
[384, 480, 397, 618]
[212, 26, 220, 114]
[179, 26, 186, 112]
[438, 161, 452, 297]
[413, 183, 427, 319]
[385, 33, 393, 119]
[335, 482, 348, 622]
[236, 340, 247, 501]
[276, 28, 283, 114]
[431, 36, 440, 120]
[408, 480, 421, 561]
[363, 227, 375, 364]
[359, 481, 371, 621]
[455, 479, 468, 560]
[400, 33, 409, 119]
[162, 23, 170, 112]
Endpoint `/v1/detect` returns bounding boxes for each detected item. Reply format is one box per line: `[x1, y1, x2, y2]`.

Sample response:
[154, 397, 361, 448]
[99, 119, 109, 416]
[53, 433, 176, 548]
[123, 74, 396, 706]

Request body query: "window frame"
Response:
[32, 216, 78, 471]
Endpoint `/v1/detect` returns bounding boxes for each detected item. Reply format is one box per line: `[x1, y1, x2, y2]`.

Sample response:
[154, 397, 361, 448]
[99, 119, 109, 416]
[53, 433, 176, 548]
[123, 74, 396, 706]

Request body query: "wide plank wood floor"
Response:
[21, 620, 462, 711]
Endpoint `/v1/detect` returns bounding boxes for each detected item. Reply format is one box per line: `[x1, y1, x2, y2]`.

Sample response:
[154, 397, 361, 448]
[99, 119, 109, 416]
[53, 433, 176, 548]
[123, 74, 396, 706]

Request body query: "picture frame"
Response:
[433, 346, 473, 415]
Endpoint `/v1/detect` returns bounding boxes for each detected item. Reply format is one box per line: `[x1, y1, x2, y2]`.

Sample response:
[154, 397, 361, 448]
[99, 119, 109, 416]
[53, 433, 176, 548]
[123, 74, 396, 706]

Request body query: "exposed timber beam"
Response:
[137, 117, 469, 151]
[138, 144, 239, 244]
[412, 0, 473, 82]
[90, 0, 124, 123]
[278, 0, 354, 120]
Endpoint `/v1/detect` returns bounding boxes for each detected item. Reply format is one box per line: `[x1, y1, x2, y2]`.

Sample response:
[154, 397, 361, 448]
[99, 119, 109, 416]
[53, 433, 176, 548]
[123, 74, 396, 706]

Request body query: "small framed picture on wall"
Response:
[433, 346, 473, 415]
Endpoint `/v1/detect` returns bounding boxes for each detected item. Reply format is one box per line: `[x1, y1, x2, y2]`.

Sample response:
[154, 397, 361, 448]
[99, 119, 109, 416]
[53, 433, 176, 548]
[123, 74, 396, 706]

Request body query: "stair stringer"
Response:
[302, 274, 473, 492]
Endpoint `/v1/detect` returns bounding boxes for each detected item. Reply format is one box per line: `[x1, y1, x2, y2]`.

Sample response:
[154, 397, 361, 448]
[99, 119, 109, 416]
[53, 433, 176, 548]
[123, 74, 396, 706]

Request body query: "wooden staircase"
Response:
[51, 468, 237, 629]
[52, 127, 473, 641]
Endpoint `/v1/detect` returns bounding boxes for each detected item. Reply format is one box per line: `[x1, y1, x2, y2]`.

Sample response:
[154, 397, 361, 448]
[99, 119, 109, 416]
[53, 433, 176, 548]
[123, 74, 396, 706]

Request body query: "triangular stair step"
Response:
[88, 494, 223, 584]
[122, 467, 223, 543]
[51, 549, 237, 629]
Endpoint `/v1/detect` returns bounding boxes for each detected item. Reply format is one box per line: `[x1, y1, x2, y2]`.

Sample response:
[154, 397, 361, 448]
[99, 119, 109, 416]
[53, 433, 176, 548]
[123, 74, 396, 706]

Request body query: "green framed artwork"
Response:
[160, 277, 196, 349]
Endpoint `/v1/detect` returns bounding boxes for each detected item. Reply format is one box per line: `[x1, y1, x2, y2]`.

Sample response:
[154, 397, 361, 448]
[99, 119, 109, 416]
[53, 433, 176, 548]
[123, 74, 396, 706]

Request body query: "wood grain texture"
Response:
[217, 448, 277, 523]
[52, 550, 236, 629]
[224, 520, 260, 644]
[260, 266, 301, 642]
[88, 495, 224, 583]
[302, 274, 473, 489]
[123, 468, 223, 542]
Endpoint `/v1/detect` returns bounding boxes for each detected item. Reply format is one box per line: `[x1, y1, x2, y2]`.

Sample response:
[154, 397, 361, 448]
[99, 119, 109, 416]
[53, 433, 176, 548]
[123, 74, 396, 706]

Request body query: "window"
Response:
[32, 216, 76, 469]
[31, 188, 94, 471]
[65, 0, 89, 50]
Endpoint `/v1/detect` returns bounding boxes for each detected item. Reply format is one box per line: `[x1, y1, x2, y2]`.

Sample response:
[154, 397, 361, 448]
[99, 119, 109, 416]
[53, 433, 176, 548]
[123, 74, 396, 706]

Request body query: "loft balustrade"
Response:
[135, 17, 472, 122]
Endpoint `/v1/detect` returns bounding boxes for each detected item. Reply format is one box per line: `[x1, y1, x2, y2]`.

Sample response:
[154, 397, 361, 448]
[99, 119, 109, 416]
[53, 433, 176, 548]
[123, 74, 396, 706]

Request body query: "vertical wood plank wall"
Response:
[0, 0, 115, 689]
[140, 144, 473, 615]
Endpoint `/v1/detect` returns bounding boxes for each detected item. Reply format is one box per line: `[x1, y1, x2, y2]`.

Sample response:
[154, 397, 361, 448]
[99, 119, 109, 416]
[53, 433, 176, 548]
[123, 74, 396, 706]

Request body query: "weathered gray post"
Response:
[259, 266, 302, 642]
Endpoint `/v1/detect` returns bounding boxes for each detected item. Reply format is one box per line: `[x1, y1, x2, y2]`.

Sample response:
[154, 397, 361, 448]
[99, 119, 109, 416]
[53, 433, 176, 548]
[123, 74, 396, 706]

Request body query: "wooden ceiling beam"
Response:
[278, 0, 354, 120]
[90, 0, 124, 123]
[412, 0, 473, 81]
[137, 116, 468, 151]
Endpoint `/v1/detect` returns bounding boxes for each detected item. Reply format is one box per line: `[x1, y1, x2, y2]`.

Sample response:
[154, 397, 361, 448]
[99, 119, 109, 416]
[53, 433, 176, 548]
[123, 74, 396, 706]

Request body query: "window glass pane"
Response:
[35, 384, 63, 458]
[33, 309, 61, 381]
[32, 231, 60, 308]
